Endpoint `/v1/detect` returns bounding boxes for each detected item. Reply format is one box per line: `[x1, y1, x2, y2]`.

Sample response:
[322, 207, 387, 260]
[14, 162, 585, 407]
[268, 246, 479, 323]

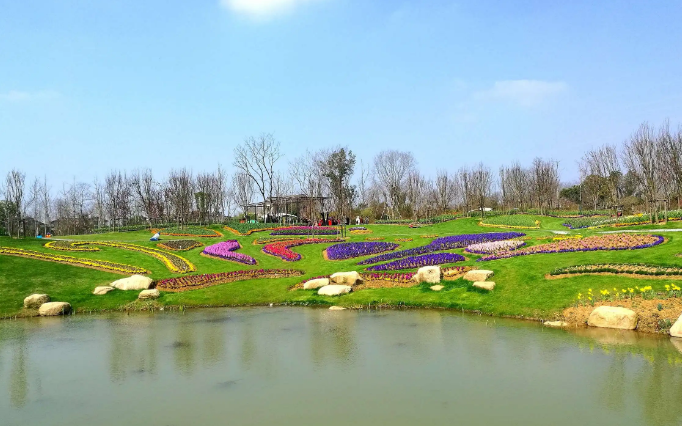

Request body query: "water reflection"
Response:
[1, 308, 682, 426]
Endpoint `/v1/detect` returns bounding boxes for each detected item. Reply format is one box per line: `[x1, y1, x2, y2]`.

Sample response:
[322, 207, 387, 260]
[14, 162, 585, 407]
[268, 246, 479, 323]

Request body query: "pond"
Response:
[1, 307, 681, 426]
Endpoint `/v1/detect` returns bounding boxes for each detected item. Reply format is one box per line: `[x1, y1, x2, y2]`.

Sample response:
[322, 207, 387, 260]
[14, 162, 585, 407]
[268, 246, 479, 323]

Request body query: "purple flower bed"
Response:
[326, 242, 399, 260]
[366, 253, 465, 271]
[270, 226, 340, 236]
[358, 232, 525, 265]
[202, 240, 257, 265]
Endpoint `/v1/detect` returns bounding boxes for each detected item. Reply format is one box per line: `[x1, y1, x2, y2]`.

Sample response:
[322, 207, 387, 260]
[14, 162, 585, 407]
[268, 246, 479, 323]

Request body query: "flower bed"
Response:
[395, 238, 413, 242]
[348, 226, 367, 231]
[253, 236, 308, 245]
[202, 241, 257, 265]
[224, 222, 282, 236]
[465, 239, 525, 254]
[0, 247, 149, 275]
[153, 227, 222, 237]
[480, 215, 540, 229]
[45, 240, 100, 252]
[375, 219, 412, 225]
[350, 229, 373, 234]
[263, 238, 344, 262]
[442, 266, 472, 279]
[45, 240, 196, 273]
[549, 264, 682, 278]
[421, 234, 438, 238]
[270, 226, 339, 236]
[156, 269, 304, 292]
[359, 232, 525, 265]
[562, 211, 682, 229]
[365, 237, 385, 241]
[366, 253, 465, 271]
[157, 240, 203, 251]
[417, 214, 459, 224]
[478, 234, 664, 261]
[325, 242, 399, 260]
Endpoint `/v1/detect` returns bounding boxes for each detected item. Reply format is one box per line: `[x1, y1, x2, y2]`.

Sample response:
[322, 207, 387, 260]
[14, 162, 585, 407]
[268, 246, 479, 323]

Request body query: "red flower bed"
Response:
[156, 269, 304, 292]
[263, 238, 344, 262]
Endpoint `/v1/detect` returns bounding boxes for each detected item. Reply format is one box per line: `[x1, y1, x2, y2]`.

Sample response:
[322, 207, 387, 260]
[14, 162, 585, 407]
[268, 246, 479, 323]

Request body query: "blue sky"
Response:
[2, 0, 681, 186]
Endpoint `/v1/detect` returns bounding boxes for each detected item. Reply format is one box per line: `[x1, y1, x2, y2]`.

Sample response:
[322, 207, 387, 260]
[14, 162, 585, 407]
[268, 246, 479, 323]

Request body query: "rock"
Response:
[111, 275, 153, 291]
[413, 266, 442, 284]
[463, 270, 494, 282]
[303, 278, 330, 290]
[329, 272, 362, 286]
[318, 285, 352, 296]
[544, 321, 569, 327]
[24, 294, 50, 309]
[38, 302, 71, 316]
[670, 313, 682, 338]
[93, 286, 115, 295]
[430, 285, 444, 291]
[329, 306, 347, 311]
[473, 281, 495, 291]
[138, 289, 160, 300]
[588, 306, 638, 330]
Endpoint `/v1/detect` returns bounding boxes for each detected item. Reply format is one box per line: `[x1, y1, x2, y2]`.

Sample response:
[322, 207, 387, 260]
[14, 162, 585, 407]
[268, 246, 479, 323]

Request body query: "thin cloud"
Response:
[472, 80, 568, 107]
[220, 0, 323, 19]
[0, 90, 60, 102]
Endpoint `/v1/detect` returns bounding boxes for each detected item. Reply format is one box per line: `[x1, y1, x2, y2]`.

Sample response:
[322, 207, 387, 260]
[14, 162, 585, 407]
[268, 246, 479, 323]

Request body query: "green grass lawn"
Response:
[2, 217, 682, 319]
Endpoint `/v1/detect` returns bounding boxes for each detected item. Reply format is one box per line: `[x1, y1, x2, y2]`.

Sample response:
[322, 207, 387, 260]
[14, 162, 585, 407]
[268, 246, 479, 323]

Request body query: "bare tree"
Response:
[5, 169, 26, 237]
[471, 163, 492, 218]
[233, 133, 282, 220]
[373, 150, 416, 218]
[165, 168, 194, 226]
[435, 169, 456, 213]
[232, 172, 255, 220]
[582, 144, 621, 210]
[622, 122, 662, 222]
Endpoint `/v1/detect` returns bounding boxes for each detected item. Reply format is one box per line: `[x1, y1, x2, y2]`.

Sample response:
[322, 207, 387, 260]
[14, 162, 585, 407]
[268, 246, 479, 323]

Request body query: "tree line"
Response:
[1, 121, 681, 236]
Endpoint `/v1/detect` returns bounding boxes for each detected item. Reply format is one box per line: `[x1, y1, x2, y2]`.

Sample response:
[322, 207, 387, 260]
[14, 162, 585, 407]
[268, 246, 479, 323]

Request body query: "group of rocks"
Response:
[23, 274, 161, 317]
[303, 266, 498, 295]
[93, 274, 160, 300]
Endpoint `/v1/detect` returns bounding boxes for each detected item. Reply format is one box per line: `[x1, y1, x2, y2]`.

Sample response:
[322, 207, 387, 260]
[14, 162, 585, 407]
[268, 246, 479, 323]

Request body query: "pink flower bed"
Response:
[202, 240, 257, 265]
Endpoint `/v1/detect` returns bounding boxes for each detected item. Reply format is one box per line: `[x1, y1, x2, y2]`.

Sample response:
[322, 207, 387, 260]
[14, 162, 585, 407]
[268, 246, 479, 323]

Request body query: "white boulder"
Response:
[413, 266, 442, 284]
[588, 306, 638, 330]
[93, 286, 115, 295]
[318, 285, 352, 296]
[304, 278, 330, 290]
[329, 306, 347, 311]
[670, 313, 682, 338]
[111, 275, 153, 291]
[330, 271, 362, 286]
[138, 289, 160, 300]
[463, 270, 494, 282]
[430, 285, 444, 291]
[38, 302, 71, 316]
[473, 281, 495, 291]
[24, 294, 50, 309]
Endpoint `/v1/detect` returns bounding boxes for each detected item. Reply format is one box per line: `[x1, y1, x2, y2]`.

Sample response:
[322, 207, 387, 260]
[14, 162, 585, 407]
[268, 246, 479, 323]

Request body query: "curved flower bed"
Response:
[359, 232, 525, 265]
[263, 238, 344, 262]
[367, 253, 465, 271]
[478, 234, 664, 261]
[348, 226, 367, 231]
[153, 227, 222, 237]
[395, 238, 413, 242]
[202, 241, 257, 265]
[224, 222, 281, 236]
[270, 226, 339, 236]
[0, 247, 149, 275]
[465, 239, 525, 254]
[45, 240, 100, 252]
[156, 269, 304, 292]
[325, 242, 399, 260]
[45, 241, 195, 273]
[549, 264, 682, 278]
[253, 236, 307, 245]
[158, 240, 203, 251]
[365, 237, 385, 241]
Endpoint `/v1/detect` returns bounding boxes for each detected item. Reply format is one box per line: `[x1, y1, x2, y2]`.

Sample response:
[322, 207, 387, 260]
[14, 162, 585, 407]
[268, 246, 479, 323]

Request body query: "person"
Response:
[356, 216, 360, 225]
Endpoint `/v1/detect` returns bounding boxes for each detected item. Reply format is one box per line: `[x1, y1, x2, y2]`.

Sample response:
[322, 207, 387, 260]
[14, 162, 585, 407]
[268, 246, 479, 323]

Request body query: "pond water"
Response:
[1, 307, 682, 426]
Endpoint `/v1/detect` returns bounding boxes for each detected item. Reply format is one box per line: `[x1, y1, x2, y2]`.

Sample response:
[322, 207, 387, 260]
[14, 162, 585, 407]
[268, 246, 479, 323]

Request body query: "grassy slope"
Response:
[1, 216, 682, 319]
